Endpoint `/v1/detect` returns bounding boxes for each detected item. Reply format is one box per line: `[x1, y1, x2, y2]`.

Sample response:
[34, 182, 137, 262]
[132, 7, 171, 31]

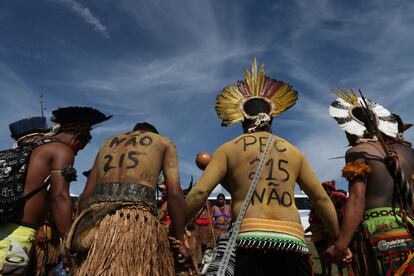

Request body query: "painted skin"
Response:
[79, 130, 187, 248]
[185, 131, 339, 240]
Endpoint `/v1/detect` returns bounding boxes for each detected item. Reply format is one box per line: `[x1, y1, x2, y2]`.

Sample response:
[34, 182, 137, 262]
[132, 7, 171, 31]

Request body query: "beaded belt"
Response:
[363, 207, 399, 221]
[237, 218, 309, 255]
[240, 218, 305, 241]
[89, 182, 156, 211]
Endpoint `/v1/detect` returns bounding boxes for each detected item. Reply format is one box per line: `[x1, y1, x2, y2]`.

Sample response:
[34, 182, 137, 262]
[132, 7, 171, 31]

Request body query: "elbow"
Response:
[314, 194, 331, 207]
[51, 193, 72, 207]
[349, 194, 366, 212]
[192, 189, 209, 202]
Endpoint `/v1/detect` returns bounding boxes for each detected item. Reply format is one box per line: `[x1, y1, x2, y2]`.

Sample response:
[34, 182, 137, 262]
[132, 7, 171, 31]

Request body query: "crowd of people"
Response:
[0, 58, 413, 275]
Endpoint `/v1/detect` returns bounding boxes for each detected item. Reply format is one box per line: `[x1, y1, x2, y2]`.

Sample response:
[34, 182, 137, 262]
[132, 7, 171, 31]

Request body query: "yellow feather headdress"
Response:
[215, 58, 298, 126]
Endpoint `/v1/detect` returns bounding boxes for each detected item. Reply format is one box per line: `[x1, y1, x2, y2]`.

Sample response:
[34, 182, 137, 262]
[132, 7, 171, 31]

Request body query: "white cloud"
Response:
[57, 0, 109, 38]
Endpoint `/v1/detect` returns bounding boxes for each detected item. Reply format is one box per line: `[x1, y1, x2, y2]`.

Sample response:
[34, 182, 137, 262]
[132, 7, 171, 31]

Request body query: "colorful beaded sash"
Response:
[237, 218, 308, 254]
[362, 207, 414, 275]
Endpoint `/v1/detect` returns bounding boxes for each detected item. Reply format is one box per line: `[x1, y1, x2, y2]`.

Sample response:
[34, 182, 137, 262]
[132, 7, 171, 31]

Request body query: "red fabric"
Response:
[194, 218, 211, 225]
[331, 191, 347, 200]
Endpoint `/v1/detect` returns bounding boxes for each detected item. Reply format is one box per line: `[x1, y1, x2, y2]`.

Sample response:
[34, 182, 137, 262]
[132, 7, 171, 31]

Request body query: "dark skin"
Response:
[20, 132, 85, 238]
[326, 134, 414, 263]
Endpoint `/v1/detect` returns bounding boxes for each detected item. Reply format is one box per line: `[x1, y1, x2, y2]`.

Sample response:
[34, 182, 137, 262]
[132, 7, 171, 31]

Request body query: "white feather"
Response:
[329, 106, 349, 118]
[373, 103, 391, 117]
[342, 120, 366, 137]
[378, 120, 398, 138]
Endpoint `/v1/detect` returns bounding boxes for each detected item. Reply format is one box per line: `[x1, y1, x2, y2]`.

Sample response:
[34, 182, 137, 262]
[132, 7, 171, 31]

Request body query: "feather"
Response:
[329, 89, 399, 139]
[215, 58, 298, 126]
[51, 106, 112, 126]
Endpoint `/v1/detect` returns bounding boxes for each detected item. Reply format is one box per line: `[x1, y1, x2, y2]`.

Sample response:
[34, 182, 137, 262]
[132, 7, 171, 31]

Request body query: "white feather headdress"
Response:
[329, 88, 398, 138]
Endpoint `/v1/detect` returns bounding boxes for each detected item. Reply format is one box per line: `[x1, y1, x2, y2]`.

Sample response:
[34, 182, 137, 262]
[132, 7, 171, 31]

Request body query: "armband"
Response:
[51, 165, 77, 182]
[342, 162, 372, 182]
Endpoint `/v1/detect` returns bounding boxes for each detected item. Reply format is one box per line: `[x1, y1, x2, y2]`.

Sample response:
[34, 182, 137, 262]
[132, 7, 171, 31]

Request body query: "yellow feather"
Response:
[333, 88, 359, 105]
[216, 58, 298, 126]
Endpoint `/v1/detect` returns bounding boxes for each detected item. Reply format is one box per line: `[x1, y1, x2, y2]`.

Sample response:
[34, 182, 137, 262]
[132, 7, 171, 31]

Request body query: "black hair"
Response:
[243, 98, 271, 116]
[133, 122, 159, 134]
[337, 189, 347, 195]
[57, 124, 92, 145]
[351, 107, 370, 126]
[217, 193, 225, 199]
[241, 98, 273, 132]
[350, 107, 375, 138]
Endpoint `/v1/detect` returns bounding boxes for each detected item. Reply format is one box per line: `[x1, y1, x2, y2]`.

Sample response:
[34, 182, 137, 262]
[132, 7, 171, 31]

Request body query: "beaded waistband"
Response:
[363, 207, 400, 221]
[237, 231, 309, 255]
[89, 182, 156, 211]
[240, 218, 305, 241]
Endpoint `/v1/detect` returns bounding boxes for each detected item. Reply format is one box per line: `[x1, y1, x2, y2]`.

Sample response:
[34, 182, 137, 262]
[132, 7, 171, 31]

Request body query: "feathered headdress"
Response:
[329, 88, 399, 139]
[215, 58, 298, 129]
[48, 106, 112, 142]
[9, 116, 49, 140]
[51, 106, 112, 126]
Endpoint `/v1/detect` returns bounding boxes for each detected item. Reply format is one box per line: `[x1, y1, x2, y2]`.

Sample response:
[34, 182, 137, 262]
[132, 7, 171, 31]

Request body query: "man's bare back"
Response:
[187, 131, 336, 228]
[346, 141, 414, 209]
[21, 140, 75, 237]
[92, 130, 178, 190]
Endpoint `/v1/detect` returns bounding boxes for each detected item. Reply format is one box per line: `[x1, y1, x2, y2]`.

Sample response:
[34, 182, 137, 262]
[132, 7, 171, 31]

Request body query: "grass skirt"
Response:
[35, 238, 60, 276]
[75, 206, 174, 276]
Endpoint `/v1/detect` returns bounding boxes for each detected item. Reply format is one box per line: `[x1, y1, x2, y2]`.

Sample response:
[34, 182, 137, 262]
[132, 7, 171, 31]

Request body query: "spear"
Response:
[358, 90, 391, 157]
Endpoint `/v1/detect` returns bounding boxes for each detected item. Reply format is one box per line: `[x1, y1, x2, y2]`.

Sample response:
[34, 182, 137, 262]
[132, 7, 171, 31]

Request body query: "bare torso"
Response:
[215, 132, 308, 224]
[20, 141, 74, 228]
[346, 141, 414, 209]
[94, 131, 177, 190]
[186, 131, 337, 238]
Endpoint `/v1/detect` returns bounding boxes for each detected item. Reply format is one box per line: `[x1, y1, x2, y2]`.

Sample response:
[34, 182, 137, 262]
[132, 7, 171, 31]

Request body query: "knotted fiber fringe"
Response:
[75, 206, 174, 276]
[35, 240, 61, 276]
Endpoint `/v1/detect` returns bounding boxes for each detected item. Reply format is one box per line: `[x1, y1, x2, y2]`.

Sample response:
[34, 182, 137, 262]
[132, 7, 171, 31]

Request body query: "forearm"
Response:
[51, 195, 73, 238]
[336, 196, 364, 250]
[168, 189, 186, 242]
[313, 195, 339, 241]
[185, 188, 209, 223]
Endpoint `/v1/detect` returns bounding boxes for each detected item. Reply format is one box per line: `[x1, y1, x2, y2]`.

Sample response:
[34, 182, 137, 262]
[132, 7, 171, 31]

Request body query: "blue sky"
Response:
[0, 0, 413, 195]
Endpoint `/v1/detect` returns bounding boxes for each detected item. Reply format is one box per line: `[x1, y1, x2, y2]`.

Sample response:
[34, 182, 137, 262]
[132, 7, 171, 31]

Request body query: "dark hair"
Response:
[58, 124, 92, 144]
[351, 107, 370, 126]
[350, 107, 375, 138]
[241, 98, 273, 132]
[337, 189, 347, 195]
[217, 193, 225, 200]
[133, 122, 159, 134]
[243, 98, 271, 117]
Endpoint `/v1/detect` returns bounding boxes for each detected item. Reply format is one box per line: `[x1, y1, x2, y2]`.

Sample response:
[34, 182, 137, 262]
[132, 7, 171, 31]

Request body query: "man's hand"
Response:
[325, 244, 353, 265]
[168, 237, 195, 274]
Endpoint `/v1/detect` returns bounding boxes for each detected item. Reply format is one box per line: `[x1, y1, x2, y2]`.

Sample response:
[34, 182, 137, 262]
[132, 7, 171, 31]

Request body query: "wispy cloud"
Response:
[57, 0, 109, 38]
[2, 0, 414, 194]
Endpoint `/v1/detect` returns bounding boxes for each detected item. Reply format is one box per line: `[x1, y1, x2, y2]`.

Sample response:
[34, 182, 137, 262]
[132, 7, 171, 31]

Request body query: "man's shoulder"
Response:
[271, 134, 303, 158]
[345, 142, 374, 155]
[32, 139, 73, 158]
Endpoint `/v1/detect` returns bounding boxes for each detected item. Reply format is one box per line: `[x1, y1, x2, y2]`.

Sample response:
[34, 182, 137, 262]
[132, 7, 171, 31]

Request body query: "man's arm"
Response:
[78, 162, 98, 213]
[49, 146, 75, 238]
[335, 147, 368, 251]
[163, 139, 185, 242]
[185, 146, 227, 223]
[335, 179, 366, 251]
[297, 156, 339, 241]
